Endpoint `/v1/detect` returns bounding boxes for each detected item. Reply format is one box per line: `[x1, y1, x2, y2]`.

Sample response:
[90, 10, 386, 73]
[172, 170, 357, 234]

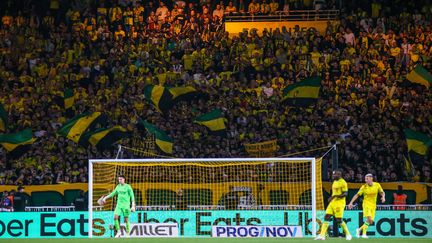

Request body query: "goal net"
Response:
[88, 158, 324, 237]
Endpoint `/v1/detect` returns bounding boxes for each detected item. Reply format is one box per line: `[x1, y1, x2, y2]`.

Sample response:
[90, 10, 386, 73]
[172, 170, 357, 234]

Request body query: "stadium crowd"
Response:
[0, 0, 431, 186]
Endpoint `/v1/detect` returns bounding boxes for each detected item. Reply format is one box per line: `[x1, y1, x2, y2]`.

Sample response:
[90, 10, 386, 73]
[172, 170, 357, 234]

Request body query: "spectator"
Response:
[213, 4, 224, 20]
[401, 37, 412, 67]
[238, 0, 246, 14]
[220, 186, 239, 210]
[248, 0, 261, 15]
[175, 1, 186, 9]
[260, 0, 271, 15]
[13, 186, 27, 212]
[73, 190, 87, 211]
[172, 4, 181, 19]
[175, 189, 187, 210]
[114, 24, 126, 40]
[283, 0, 290, 12]
[314, 0, 326, 11]
[371, 0, 382, 18]
[344, 27, 356, 46]
[1, 11, 12, 28]
[269, 0, 279, 14]
[156, 1, 169, 24]
[225, 1, 237, 15]
[1, 191, 13, 212]
[393, 185, 407, 210]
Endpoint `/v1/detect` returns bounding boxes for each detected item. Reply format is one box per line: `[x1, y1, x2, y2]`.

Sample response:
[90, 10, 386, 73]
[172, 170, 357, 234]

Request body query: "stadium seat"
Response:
[31, 191, 64, 206]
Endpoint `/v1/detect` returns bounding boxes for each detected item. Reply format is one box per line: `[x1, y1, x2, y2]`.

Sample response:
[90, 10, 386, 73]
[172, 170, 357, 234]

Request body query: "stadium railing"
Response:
[53, 204, 432, 212]
[89, 204, 432, 211]
[25, 206, 75, 212]
[345, 204, 432, 211]
[376, 204, 432, 211]
[225, 10, 339, 22]
[92, 205, 177, 211]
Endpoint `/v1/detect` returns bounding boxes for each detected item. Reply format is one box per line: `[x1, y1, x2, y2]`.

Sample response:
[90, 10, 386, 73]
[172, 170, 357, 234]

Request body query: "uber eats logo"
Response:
[356, 213, 428, 237]
[0, 213, 88, 237]
[39, 214, 88, 236]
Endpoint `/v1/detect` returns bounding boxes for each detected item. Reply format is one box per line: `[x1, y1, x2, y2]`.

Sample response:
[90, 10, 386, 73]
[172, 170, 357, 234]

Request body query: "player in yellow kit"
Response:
[348, 174, 385, 238]
[315, 170, 352, 240]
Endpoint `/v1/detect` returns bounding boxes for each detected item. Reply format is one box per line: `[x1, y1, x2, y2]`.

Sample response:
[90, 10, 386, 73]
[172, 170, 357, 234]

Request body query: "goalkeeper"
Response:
[101, 175, 136, 237]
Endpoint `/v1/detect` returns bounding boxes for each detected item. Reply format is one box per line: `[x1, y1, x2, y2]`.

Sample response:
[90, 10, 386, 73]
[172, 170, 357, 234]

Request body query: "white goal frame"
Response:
[88, 157, 317, 238]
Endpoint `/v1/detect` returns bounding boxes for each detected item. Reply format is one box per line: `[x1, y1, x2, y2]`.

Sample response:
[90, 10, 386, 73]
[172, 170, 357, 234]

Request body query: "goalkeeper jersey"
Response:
[107, 183, 135, 208]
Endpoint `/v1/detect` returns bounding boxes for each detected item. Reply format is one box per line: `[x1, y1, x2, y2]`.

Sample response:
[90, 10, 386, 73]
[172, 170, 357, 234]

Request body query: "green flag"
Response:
[58, 112, 106, 143]
[404, 129, 432, 155]
[403, 155, 415, 179]
[64, 88, 75, 109]
[139, 120, 173, 154]
[194, 109, 227, 136]
[407, 65, 432, 88]
[81, 126, 130, 149]
[0, 104, 7, 132]
[282, 76, 321, 106]
[168, 86, 197, 99]
[0, 129, 36, 152]
[168, 86, 203, 102]
[143, 85, 174, 113]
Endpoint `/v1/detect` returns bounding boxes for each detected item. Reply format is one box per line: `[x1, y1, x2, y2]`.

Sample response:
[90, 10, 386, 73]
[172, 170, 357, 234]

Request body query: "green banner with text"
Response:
[0, 211, 430, 238]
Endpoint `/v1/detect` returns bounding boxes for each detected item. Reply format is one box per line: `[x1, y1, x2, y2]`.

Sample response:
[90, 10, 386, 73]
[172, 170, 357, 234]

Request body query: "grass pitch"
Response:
[0, 238, 430, 243]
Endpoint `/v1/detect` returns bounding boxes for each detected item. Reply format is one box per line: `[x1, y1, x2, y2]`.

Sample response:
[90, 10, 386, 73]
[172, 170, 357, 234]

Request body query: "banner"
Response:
[118, 223, 178, 237]
[225, 21, 338, 36]
[212, 225, 303, 238]
[0, 211, 430, 238]
[244, 140, 278, 157]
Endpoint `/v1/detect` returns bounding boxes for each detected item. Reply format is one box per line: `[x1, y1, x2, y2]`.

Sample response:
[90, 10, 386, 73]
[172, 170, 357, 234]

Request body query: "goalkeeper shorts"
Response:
[114, 206, 131, 217]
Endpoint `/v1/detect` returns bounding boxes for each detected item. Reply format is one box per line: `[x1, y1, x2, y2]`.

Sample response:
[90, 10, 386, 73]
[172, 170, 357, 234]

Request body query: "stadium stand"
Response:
[0, 0, 430, 206]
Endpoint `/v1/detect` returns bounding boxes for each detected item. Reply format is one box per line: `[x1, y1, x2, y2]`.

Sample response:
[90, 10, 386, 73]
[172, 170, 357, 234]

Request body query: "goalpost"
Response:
[88, 158, 324, 238]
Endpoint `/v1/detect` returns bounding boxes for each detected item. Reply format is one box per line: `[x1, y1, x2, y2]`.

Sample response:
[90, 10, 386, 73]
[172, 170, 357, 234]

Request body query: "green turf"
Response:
[0, 238, 430, 243]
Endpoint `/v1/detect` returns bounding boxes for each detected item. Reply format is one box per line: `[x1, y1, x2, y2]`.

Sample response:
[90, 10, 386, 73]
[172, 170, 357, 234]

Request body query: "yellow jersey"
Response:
[331, 178, 348, 203]
[357, 182, 384, 207]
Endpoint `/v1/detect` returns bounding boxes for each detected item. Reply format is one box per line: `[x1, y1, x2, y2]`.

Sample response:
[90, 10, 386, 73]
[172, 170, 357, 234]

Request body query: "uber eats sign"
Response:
[0, 211, 430, 238]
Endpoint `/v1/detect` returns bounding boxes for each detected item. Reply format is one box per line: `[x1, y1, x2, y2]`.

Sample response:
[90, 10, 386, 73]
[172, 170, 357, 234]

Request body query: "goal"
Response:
[88, 158, 324, 237]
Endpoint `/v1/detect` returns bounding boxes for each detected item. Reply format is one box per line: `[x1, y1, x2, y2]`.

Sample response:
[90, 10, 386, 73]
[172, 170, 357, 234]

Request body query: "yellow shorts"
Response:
[363, 205, 376, 221]
[325, 200, 345, 218]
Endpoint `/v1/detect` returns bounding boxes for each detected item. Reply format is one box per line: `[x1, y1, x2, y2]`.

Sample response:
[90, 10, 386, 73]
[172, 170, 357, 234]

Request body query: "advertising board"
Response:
[0, 211, 430, 238]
